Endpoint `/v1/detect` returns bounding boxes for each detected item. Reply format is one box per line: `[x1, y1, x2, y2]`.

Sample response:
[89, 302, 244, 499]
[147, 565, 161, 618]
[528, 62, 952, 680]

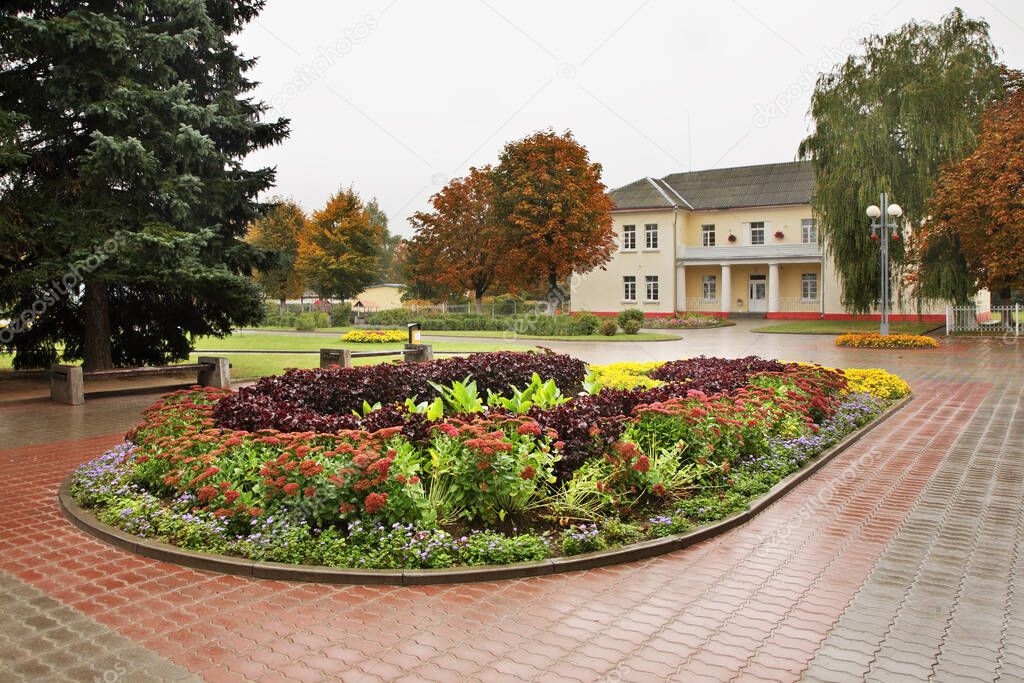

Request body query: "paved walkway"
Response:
[0, 323, 1021, 681]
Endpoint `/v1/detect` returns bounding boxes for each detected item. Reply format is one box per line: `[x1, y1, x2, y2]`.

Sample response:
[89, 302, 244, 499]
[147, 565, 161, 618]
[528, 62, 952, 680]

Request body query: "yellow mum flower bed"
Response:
[835, 332, 938, 349]
[586, 361, 665, 390]
[841, 368, 911, 399]
[341, 329, 406, 343]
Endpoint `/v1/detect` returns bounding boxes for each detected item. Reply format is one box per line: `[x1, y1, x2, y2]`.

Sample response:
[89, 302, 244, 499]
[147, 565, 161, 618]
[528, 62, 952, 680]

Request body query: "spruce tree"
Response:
[0, 1, 288, 369]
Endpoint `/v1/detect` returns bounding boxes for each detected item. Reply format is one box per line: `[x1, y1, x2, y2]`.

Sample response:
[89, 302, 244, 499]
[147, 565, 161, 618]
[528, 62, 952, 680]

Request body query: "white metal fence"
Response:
[946, 304, 1023, 335]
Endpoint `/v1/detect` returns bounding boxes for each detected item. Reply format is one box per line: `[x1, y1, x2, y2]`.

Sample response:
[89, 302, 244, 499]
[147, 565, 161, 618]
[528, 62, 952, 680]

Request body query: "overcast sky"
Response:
[235, 0, 1024, 237]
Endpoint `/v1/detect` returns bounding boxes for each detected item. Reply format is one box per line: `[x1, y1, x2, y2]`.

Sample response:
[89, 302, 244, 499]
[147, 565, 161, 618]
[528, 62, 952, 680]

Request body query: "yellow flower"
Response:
[341, 329, 406, 343]
[587, 361, 665, 390]
[842, 368, 911, 399]
[835, 333, 938, 349]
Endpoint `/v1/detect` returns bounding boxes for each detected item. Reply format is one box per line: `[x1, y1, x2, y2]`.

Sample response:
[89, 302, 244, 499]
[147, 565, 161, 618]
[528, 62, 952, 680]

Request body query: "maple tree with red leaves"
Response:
[406, 167, 506, 313]
[921, 77, 1024, 296]
[491, 129, 615, 307]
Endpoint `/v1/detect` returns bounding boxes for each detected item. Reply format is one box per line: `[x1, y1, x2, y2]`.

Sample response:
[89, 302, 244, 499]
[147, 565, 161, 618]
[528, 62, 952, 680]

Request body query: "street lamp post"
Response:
[865, 194, 903, 336]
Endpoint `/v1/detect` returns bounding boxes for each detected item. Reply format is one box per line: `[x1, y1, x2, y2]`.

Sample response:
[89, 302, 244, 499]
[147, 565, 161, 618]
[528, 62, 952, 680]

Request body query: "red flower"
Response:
[408, 475, 421, 485]
[223, 490, 240, 504]
[304, 486, 316, 498]
[651, 483, 667, 497]
[283, 483, 300, 496]
[520, 466, 536, 480]
[517, 422, 542, 437]
[197, 485, 218, 503]
[339, 502, 355, 515]
[632, 455, 650, 473]
[364, 492, 388, 514]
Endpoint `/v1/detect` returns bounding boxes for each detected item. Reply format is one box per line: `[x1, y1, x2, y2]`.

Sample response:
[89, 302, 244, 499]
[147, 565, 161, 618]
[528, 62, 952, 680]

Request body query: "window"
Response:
[701, 224, 716, 247]
[645, 275, 660, 301]
[750, 221, 765, 245]
[801, 218, 818, 244]
[801, 273, 818, 301]
[622, 225, 636, 250]
[644, 223, 659, 249]
[702, 275, 717, 302]
[623, 276, 637, 302]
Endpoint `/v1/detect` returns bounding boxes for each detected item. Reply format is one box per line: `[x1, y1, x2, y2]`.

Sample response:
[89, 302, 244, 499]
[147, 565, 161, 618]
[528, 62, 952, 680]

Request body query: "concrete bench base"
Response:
[49, 356, 231, 405]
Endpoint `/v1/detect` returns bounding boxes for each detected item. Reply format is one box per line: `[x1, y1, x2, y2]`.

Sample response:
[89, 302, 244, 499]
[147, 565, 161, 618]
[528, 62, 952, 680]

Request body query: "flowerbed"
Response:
[70, 352, 908, 570]
[340, 329, 407, 343]
[641, 314, 727, 329]
[835, 332, 938, 349]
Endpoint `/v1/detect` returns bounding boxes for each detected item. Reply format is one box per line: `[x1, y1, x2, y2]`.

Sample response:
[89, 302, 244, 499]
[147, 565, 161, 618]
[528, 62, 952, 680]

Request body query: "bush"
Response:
[648, 356, 786, 391]
[214, 351, 588, 432]
[329, 303, 353, 327]
[835, 333, 938, 349]
[617, 308, 645, 328]
[571, 312, 601, 335]
[621, 319, 642, 335]
[294, 312, 318, 331]
[599, 319, 618, 336]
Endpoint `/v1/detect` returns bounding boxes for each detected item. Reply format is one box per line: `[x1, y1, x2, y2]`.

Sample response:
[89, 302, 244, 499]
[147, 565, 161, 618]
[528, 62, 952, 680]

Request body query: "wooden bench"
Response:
[319, 344, 433, 368]
[50, 356, 230, 405]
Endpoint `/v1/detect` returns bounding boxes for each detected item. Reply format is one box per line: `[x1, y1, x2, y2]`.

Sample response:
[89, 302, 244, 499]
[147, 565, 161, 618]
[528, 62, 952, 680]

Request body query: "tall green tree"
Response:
[295, 188, 384, 301]
[798, 9, 1004, 311]
[366, 197, 402, 282]
[247, 198, 307, 311]
[0, 1, 288, 370]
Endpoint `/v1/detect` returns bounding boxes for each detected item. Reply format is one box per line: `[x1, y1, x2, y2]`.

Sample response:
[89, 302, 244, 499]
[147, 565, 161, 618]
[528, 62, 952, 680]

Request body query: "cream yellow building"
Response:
[572, 161, 943, 321]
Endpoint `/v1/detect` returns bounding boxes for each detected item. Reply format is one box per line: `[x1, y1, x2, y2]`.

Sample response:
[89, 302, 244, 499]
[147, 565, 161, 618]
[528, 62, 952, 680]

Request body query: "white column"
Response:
[676, 265, 686, 313]
[768, 262, 780, 314]
[720, 264, 731, 314]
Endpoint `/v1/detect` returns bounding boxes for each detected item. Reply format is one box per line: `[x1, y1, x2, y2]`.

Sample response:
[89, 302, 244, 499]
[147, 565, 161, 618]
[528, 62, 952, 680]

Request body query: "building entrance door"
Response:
[749, 274, 767, 313]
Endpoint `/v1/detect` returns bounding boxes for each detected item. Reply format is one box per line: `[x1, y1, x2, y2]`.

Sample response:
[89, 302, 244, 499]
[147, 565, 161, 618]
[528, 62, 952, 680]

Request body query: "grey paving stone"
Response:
[0, 571, 200, 683]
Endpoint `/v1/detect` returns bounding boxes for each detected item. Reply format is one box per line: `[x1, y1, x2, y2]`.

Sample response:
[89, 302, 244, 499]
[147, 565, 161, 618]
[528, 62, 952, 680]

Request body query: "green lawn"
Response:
[192, 332, 530, 353]
[415, 329, 680, 342]
[0, 334, 532, 381]
[188, 333, 535, 379]
[752, 320, 941, 335]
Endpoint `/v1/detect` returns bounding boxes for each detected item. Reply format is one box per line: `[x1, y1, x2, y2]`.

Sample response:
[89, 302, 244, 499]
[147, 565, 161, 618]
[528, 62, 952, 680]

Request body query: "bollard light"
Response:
[407, 322, 421, 345]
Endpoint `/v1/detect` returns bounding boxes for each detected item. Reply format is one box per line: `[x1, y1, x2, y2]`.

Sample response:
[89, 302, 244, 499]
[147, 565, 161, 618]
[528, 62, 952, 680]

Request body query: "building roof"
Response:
[609, 160, 813, 211]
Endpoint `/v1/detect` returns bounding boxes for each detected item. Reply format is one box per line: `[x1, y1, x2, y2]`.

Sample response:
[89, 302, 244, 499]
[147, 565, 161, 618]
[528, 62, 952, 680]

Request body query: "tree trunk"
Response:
[279, 298, 286, 314]
[474, 295, 483, 315]
[82, 281, 113, 371]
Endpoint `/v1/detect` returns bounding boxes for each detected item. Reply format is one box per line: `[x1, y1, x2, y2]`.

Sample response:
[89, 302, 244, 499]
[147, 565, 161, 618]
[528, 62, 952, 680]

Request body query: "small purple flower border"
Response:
[58, 395, 912, 585]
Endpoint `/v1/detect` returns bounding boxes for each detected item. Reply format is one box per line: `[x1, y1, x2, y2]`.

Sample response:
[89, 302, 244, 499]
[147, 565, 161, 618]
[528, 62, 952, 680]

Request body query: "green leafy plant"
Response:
[487, 373, 570, 414]
[428, 376, 485, 414]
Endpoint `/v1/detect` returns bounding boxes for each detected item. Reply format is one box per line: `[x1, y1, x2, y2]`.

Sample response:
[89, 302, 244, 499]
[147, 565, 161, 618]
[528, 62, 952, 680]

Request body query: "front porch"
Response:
[678, 261, 823, 316]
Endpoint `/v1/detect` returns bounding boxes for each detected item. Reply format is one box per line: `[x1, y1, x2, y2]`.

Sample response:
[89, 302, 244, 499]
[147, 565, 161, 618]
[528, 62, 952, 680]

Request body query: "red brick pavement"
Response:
[0, 379, 988, 682]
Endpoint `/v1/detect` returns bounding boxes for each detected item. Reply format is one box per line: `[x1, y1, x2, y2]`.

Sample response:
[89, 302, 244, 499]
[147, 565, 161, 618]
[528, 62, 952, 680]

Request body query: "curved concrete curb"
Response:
[59, 395, 911, 585]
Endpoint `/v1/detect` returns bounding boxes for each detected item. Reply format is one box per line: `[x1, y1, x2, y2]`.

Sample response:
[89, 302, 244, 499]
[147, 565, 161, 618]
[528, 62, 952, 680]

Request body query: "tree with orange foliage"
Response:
[491, 130, 615, 310]
[407, 167, 505, 313]
[296, 188, 385, 301]
[922, 79, 1024, 298]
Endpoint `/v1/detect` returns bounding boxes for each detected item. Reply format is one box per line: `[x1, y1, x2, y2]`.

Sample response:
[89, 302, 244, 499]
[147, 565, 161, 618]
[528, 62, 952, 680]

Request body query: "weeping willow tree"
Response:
[798, 9, 1005, 311]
